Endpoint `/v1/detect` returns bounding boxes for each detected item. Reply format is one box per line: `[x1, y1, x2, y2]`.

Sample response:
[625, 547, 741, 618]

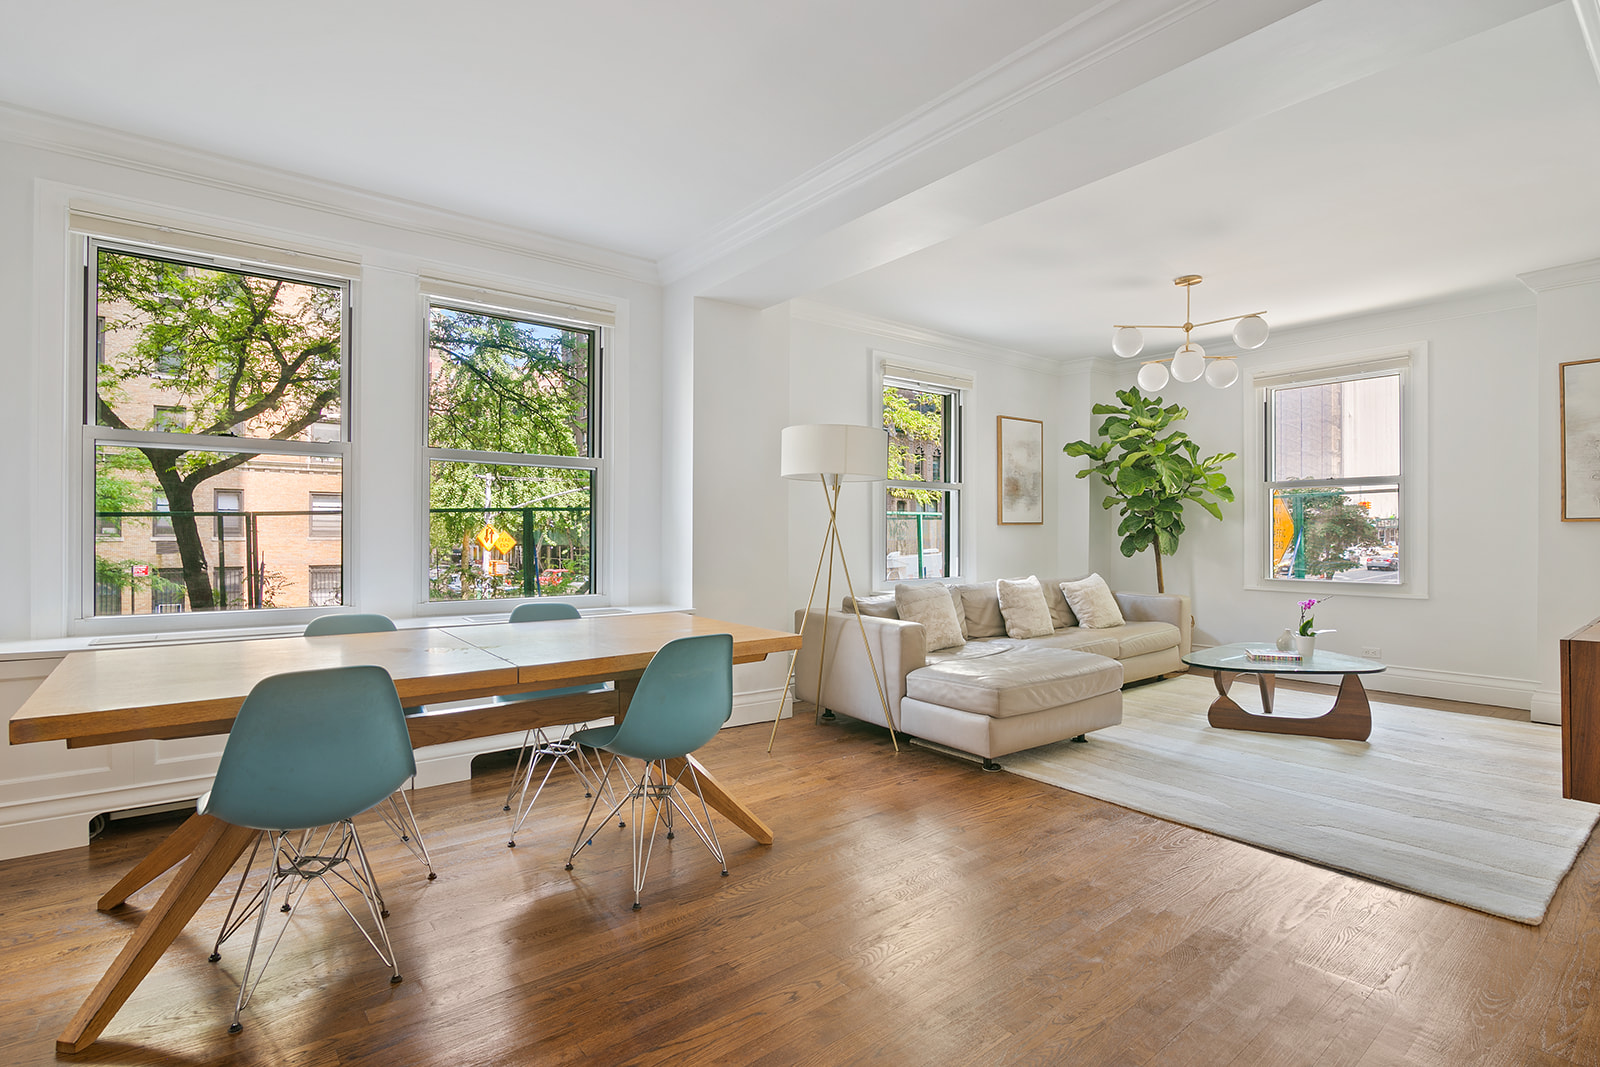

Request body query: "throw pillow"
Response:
[1059, 574, 1125, 629]
[996, 575, 1055, 640]
[894, 583, 966, 651]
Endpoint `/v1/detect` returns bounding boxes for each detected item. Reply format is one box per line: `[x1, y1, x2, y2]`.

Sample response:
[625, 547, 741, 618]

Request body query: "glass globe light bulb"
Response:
[1232, 315, 1269, 350]
[1171, 341, 1205, 382]
[1136, 361, 1169, 392]
[1112, 327, 1144, 358]
[1204, 357, 1240, 389]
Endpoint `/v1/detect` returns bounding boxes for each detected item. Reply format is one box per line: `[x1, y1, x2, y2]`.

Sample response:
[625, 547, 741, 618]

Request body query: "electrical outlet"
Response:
[1360, 646, 1381, 659]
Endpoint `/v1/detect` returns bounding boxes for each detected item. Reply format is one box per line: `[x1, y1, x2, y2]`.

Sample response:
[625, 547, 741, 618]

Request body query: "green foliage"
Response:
[883, 385, 944, 507]
[1062, 387, 1235, 591]
[94, 250, 344, 610]
[425, 308, 595, 600]
[1281, 490, 1380, 578]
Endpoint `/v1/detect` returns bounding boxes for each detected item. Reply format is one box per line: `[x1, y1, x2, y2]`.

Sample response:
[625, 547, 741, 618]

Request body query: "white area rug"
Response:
[1002, 673, 1599, 924]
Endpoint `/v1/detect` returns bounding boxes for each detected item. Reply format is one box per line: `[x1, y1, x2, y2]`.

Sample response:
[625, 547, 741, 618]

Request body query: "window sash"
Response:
[82, 236, 351, 621]
[882, 374, 963, 581]
[422, 296, 605, 601]
[1263, 365, 1406, 583]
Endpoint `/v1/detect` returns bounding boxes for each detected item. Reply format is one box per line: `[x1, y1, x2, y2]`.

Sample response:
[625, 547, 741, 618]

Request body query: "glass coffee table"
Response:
[1181, 643, 1387, 741]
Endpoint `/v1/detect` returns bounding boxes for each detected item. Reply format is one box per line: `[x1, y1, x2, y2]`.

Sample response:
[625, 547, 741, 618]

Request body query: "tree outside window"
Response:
[883, 379, 960, 580]
[425, 303, 598, 601]
[88, 242, 347, 615]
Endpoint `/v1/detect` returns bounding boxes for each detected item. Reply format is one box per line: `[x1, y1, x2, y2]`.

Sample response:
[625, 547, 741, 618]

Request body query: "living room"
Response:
[3, 0, 1600, 1062]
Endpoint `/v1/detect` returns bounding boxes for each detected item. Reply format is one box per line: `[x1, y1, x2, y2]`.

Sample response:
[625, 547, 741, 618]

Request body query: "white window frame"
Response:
[877, 362, 967, 587]
[78, 234, 353, 624]
[1243, 344, 1429, 598]
[419, 290, 607, 608]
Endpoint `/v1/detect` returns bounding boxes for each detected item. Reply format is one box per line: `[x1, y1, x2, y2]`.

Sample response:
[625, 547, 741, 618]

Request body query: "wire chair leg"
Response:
[567, 754, 632, 868]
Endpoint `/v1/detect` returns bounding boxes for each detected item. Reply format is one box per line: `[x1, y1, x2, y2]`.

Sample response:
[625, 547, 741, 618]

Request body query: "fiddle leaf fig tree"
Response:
[1062, 387, 1235, 593]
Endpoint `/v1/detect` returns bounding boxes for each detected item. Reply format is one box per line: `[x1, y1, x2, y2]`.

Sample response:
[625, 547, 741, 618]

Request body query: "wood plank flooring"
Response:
[1, 690, 1597, 1066]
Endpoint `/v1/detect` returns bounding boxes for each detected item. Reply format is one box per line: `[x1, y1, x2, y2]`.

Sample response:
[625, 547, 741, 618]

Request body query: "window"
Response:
[424, 300, 599, 602]
[86, 240, 349, 617]
[1264, 362, 1403, 584]
[213, 566, 245, 609]
[309, 564, 343, 606]
[883, 375, 962, 580]
[214, 489, 243, 540]
[310, 492, 342, 540]
[152, 568, 187, 612]
[152, 493, 173, 539]
[94, 580, 123, 615]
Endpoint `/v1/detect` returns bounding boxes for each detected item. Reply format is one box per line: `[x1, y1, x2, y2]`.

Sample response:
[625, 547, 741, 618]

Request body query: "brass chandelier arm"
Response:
[1112, 311, 1266, 331]
[1189, 311, 1268, 329]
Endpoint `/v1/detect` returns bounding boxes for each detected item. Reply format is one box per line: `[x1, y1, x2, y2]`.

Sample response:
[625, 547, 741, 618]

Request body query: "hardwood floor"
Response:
[2, 693, 1597, 1066]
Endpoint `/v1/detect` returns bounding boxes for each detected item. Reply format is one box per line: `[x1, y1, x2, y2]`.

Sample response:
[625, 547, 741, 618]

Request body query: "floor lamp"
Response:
[770, 423, 897, 752]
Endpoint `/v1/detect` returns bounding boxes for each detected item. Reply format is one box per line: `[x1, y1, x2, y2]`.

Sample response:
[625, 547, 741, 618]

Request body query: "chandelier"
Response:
[1112, 275, 1268, 390]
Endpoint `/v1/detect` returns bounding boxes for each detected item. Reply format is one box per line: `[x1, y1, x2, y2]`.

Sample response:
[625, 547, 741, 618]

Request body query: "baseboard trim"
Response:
[1188, 643, 1536, 711]
[728, 685, 792, 729]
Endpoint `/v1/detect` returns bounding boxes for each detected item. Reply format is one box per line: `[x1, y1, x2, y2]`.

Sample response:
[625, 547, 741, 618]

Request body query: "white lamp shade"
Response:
[1136, 361, 1169, 392]
[1112, 327, 1144, 358]
[1204, 357, 1240, 389]
[1232, 314, 1269, 350]
[781, 424, 887, 481]
[1171, 342, 1205, 382]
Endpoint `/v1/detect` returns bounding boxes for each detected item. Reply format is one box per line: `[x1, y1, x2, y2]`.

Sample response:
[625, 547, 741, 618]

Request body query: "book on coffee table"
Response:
[1245, 648, 1303, 662]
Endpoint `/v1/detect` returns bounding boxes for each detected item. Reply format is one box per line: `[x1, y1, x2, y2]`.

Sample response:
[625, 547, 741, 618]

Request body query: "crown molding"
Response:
[659, 0, 1238, 284]
[0, 102, 660, 287]
[1518, 256, 1600, 293]
[788, 299, 1073, 376]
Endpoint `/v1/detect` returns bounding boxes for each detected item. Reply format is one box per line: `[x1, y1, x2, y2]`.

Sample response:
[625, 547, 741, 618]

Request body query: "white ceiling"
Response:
[3, 0, 1597, 361]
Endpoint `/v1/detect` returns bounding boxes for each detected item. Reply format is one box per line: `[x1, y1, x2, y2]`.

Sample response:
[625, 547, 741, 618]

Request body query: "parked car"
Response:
[1366, 555, 1398, 571]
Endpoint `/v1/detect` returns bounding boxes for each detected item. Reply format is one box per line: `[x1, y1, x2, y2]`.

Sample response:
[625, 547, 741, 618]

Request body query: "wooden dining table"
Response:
[8, 611, 801, 1054]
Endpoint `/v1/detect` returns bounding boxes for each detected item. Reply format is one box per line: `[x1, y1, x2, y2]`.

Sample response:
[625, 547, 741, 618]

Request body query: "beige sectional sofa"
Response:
[793, 578, 1191, 767]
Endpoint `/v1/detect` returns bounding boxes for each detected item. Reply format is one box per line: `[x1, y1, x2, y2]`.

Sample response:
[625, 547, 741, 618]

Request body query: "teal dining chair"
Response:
[564, 632, 733, 909]
[304, 613, 434, 879]
[501, 601, 616, 848]
[200, 665, 413, 1034]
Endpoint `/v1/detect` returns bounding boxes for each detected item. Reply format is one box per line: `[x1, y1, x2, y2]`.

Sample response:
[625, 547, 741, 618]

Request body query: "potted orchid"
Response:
[1295, 596, 1334, 658]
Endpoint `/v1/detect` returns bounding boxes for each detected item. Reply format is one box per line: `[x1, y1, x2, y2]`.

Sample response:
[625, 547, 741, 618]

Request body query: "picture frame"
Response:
[996, 415, 1044, 525]
[1561, 358, 1600, 521]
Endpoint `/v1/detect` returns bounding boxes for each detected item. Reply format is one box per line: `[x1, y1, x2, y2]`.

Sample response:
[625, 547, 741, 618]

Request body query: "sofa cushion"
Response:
[997, 576, 1054, 639]
[1038, 578, 1079, 629]
[1021, 630, 1123, 658]
[905, 647, 1123, 719]
[895, 582, 965, 651]
[1111, 620, 1182, 659]
[958, 583, 1007, 639]
[1059, 574, 1125, 629]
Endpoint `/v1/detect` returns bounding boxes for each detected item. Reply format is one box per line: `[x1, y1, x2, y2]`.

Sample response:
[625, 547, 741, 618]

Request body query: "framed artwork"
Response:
[996, 415, 1044, 525]
[1562, 358, 1600, 521]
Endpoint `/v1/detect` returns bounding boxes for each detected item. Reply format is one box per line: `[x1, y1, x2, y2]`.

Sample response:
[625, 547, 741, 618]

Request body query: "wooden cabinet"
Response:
[1561, 615, 1600, 802]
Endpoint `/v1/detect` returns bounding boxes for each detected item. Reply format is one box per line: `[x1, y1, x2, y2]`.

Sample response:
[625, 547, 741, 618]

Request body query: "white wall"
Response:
[1525, 259, 1600, 723]
[784, 303, 1076, 596]
[0, 109, 668, 640]
[1084, 290, 1542, 709]
[690, 298, 794, 726]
